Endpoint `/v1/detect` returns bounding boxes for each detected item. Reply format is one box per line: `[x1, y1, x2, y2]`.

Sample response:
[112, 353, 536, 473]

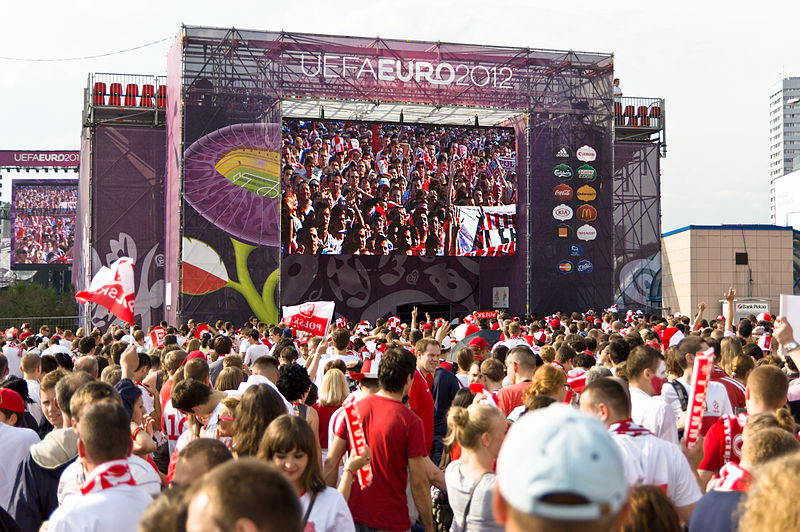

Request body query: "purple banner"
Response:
[0, 151, 79, 167]
[89, 126, 165, 329]
[281, 254, 479, 323]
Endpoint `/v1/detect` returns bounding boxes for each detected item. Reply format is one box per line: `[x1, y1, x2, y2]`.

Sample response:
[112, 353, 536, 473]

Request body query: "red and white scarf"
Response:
[722, 413, 748, 464]
[609, 419, 652, 437]
[707, 462, 752, 492]
[80, 459, 136, 495]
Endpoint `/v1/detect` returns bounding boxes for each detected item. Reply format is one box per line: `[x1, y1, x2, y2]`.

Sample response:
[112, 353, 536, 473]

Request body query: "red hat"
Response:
[420, 323, 434, 331]
[0, 388, 25, 413]
[757, 313, 772, 323]
[549, 319, 561, 330]
[336, 318, 348, 329]
[181, 350, 207, 366]
[465, 324, 481, 337]
[19, 331, 33, 342]
[469, 336, 489, 350]
[533, 331, 547, 344]
[716, 315, 725, 321]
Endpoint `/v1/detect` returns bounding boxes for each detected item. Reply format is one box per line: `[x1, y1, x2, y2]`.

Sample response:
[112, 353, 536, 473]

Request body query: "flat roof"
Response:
[661, 224, 794, 238]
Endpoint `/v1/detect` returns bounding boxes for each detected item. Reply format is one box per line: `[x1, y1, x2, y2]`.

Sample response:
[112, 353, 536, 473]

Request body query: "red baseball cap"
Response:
[181, 350, 208, 366]
[469, 337, 489, 350]
[420, 323, 434, 331]
[0, 388, 26, 413]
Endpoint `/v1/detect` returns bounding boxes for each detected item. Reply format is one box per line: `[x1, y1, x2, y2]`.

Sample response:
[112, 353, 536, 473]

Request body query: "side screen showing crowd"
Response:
[12, 182, 77, 265]
[281, 120, 518, 256]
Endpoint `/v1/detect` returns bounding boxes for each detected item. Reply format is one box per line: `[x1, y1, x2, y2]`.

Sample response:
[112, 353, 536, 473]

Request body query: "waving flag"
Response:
[283, 301, 335, 336]
[181, 237, 230, 295]
[76, 257, 135, 325]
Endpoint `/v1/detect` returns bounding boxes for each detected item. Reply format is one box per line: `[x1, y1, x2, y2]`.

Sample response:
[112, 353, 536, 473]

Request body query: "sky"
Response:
[2, 0, 799, 231]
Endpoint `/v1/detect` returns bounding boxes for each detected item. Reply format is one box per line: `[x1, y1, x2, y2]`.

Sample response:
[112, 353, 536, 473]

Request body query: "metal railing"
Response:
[614, 96, 664, 129]
[0, 316, 80, 334]
[87, 73, 167, 109]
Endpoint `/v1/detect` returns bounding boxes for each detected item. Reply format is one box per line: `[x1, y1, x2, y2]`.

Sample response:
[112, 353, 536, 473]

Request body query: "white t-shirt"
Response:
[507, 405, 526, 423]
[661, 377, 733, 428]
[629, 386, 679, 445]
[162, 399, 188, 455]
[301, 486, 355, 532]
[26, 378, 43, 424]
[455, 374, 470, 388]
[0, 423, 39, 509]
[314, 353, 359, 386]
[610, 428, 701, 508]
[41, 344, 71, 358]
[244, 344, 271, 367]
[47, 483, 152, 532]
[2, 344, 24, 378]
[57, 455, 161, 505]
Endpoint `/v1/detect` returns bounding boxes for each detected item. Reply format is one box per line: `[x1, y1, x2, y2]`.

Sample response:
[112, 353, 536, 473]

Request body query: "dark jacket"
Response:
[8, 428, 78, 532]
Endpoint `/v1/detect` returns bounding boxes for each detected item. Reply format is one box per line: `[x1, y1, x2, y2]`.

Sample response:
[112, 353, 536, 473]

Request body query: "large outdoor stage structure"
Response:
[75, 26, 665, 328]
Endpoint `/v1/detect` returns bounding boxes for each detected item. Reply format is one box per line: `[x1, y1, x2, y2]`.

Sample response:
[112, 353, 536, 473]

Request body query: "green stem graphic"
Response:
[224, 238, 277, 324]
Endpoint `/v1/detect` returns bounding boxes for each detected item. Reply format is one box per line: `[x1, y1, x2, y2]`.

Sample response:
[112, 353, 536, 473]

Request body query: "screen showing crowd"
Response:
[12, 181, 77, 265]
[281, 119, 517, 256]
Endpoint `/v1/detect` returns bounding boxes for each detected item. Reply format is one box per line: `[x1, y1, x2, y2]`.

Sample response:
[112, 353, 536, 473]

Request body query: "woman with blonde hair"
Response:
[443, 404, 506, 532]
[719, 336, 743, 376]
[312, 368, 348, 459]
[730, 354, 754, 387]
[507, 364, 566, 422]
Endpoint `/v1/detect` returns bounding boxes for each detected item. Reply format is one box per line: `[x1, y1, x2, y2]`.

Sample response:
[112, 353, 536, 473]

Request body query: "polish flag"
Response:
[76, 257, 135, 325]
[181, 237, 229, 295]
[282, 301, 335, 336]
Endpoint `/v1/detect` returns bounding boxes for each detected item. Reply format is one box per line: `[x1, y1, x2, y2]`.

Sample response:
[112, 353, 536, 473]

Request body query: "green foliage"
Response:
[0, 282, 78, 318]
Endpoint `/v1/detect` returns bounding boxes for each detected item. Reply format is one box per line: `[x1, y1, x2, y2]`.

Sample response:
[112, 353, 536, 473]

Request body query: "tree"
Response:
[0, 282, 78, 318]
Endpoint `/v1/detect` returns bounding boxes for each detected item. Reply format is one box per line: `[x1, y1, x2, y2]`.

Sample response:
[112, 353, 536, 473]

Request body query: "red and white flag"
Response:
[282, 301, 334, 336]
[685, 348, 715, 449]
[344, 398, 373, 489]
[75, 257, 135, 325]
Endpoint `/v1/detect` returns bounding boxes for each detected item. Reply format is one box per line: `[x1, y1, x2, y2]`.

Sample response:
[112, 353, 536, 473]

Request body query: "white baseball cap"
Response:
[496, 404, 628, 521]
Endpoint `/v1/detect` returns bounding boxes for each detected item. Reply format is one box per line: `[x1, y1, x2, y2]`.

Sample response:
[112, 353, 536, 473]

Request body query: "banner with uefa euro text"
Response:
[282, 301, 335, 336]
[684, 348, 715, 449]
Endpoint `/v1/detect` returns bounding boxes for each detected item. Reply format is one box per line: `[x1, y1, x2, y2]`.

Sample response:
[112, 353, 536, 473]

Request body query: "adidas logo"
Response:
[556, 147, 569, 158]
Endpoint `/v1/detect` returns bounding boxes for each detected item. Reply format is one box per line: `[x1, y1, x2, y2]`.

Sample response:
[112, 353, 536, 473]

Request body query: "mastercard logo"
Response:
[558, 260, 574, 274]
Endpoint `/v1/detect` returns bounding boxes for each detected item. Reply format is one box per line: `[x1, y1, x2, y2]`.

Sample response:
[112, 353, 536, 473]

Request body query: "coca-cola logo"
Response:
[552, 184, 573, 201]
[553, 204, 574, 221]
[576, 204, 598, 222]
[299, 303, 315, 317]
[553, 164, 573, 179]
[576, 224, 597, 241]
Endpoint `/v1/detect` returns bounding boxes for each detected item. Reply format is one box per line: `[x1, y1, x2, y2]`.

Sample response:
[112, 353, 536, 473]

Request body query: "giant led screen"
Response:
[281, 119, 517, 256]
[11, 180, 77, 266]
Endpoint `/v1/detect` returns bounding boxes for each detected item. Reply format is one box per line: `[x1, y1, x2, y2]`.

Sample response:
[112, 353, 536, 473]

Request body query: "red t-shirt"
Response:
[710, 366, 746, 411]
[699, 413, 748, 473]
[335, 393, 427, 531]
[407, 368, 434, 452]
[160, 378, 173, 411]
[312, 403, 340, 448]
[495, 381, 532, 416]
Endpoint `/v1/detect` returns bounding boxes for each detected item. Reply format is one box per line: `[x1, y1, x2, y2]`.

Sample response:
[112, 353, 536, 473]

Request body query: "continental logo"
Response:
[576, 204, 598, 222]
[576, 185, 597, 202]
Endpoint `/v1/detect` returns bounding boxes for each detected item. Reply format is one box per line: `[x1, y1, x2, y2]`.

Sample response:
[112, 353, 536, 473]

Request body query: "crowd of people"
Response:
[1, 286, 800, 531]
[280, 121, 517, 255]
[13, 186, 77, 265]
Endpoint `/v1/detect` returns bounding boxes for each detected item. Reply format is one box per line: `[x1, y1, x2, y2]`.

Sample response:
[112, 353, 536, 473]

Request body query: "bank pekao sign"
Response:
[298, 53, 514, 88]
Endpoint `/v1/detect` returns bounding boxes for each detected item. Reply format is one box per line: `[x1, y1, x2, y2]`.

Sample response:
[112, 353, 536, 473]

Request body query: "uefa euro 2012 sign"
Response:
[298, 52, 515, 89]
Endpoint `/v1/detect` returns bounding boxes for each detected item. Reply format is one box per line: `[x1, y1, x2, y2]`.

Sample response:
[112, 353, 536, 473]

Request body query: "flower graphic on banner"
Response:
[181, 236, 279, 324]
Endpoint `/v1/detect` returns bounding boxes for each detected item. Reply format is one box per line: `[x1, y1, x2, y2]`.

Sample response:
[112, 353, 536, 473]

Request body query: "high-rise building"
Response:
[769, 77, 800, 223]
